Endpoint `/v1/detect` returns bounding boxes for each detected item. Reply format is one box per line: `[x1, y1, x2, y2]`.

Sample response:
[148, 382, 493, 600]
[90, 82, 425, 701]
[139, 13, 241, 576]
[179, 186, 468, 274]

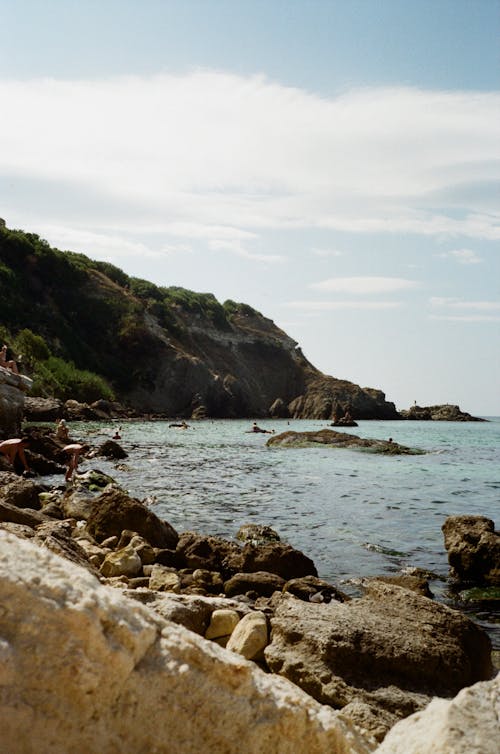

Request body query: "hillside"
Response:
[0, 220, 398, 419]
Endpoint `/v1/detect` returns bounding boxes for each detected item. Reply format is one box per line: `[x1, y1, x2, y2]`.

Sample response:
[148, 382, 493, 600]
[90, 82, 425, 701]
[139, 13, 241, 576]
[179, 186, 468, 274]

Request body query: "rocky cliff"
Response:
[0, 223, 399, 420]
[0, 366, 32, 439]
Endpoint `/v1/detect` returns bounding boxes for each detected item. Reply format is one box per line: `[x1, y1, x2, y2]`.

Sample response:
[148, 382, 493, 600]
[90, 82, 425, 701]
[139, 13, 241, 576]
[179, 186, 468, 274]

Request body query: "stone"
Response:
[192, 568, 224, 594]
[265, 582, 493, 741]
[283, 575, 349, 603]
[0, 473, 44, 510]
[148, 564, 181, 593]
[268, 397, 290, 419]
[369, 574, 433, 598]
[100, 545, 143, 578]
[0, 532, 375, 754]
[23, 396, 63, 422]
[0, 367, 30, 437]
[0, 499, 50, 528]
[442, 515, 500, 585]
[205, 609, 241, 640]
[267, 429, 423, 455]
[86, 487, 179, 549]
[224, 570, 285, 598]
[225, 541, 318, 580]
[97, 439, 128, 459]
[176, 531, 239, 572]
[375, 673, 500, 754]
[399, 403, 485, 422]
[236, 523, 281, 544]
[226, 611, 269, 661]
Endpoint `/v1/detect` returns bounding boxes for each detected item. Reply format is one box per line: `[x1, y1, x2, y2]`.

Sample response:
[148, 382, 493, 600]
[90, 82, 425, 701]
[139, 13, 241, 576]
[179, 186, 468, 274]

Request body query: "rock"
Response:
[268, 398, 290, 419]
[288, 377, 398, 420]
[442, 515, 500, 585]
[369, 574, 433, 599]
[0, 532, 375, 754]
[176, 531, 239, 572]
[399, 403, 485, 422]
[100, 545, 143, 578]
[0, 473, 44, 510]
[225, 541, 318, 580]
[0, 499, 50, 528]
[191, 568, 224, 594]
[23, 396, 63, 422]
[236, 523, 281, 545]
[283, 575, 349, 603]
[148, 564, 181, 592]
[34, 519, 100, 576]
[97, 439, 128, 459]
[375, 673, 500, 754]
[265, 582, 493, 740]
[266, 429, 423, 455]
[226, 611, 269, 661]
[224, 571, 285, 598]
[86, 487, 179, 549]
[0, 366, 31, 437]
[205, 609, 241, 640]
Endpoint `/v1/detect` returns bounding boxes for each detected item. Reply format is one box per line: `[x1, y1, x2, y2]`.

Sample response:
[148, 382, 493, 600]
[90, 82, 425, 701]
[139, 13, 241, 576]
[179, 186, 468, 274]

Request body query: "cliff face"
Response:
[0, 224, 399, 419]
[0, 367, 32, 438]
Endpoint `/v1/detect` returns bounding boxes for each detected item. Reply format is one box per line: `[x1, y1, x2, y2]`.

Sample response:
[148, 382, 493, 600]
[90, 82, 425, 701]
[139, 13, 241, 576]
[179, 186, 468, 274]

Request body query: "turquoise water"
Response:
[76, 417, 500, 641]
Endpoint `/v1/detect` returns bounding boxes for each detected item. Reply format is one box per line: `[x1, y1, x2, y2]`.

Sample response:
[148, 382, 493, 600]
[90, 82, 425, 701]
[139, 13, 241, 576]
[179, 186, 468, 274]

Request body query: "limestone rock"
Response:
[442, 515, 500, 585]
[148, 564, 181, 592]
[226, 610, 269, 661]
[0, 366, 31, 437]
[265, 583, 493, 740]
[0, 532, 375, 754]
[400, 403, 485, 422]
[86, 487, 179, 549]
[176, 530, 239, 572]
[23, 396, 63, 422]
[0, 473, 44, 510]
[225, 570, 285, 597]
[205, 609, 241, 639]
[100, 545, 143, 578]
[283, 575, 349, 603]
[97, 439, 128, 459]
[236, 522, 281, 545]
[375, 673, 500, 754]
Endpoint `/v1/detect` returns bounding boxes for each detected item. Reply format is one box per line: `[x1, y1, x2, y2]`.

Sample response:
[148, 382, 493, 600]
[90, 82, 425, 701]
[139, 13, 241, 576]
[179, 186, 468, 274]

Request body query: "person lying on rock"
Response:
[0, 437, 30, 473]
[0, 344, 19, 374]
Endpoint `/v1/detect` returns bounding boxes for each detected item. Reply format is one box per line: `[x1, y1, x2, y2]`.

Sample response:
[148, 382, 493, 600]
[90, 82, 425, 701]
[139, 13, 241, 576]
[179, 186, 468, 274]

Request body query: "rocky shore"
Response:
[0, 426, 498, 753]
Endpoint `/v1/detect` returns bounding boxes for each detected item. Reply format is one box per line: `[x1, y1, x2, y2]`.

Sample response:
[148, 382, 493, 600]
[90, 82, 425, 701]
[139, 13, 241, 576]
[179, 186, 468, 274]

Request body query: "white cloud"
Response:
[0, 71, 499, 250]
[439, 248, 482, 264]
[429, 315, 500, 322]
[311, 247, 343, 257]
[430, 297, 500, 310]
[285, 300, 401, 311]
[208, 238, 284, 263]
[32, 224, 164, 261]
[310, 276, 420, 294]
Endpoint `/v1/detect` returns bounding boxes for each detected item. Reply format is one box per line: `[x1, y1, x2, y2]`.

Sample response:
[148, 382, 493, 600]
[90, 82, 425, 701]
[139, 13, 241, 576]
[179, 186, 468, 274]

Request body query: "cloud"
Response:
[438, 248, 482, 264]
[310, 276, 420, 295]
[429, 315, 500, 322]
[0, 71, 499, 252]
[285, 300, 401, 311]
[208, 238, 284, 263]
[311, 247, 343, 257]
[430, 297, 500, 310]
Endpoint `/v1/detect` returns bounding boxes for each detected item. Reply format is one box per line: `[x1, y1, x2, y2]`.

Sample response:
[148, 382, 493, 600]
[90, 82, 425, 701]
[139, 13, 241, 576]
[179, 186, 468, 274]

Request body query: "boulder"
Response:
[283, 575, 349, 603]
[100, 546, 143, 578]
[205, 608, 241, 640]
[225, 541, 318, 580]
[224, 571, 285, 598]
[0, 499, 50, 528]
[442, 515, 500, 585]
[265, 582, 493, 741]
[0, 472, 44, 510]
[236, 523, 281, 545]
[0, 532, 375, 754]
[176, 531, 239, 572]
[268, 398, 290, 419]
[23, 396, 63, 422]
[34, 519, 100, 576]
[226, 611, 269, 661]
[86, 488, 179, 549]
[375, 673, 500, 754]
[399, 404, 485, 422]
[97, 439, 128, 459]
[267, 429, 423, 455]
[148, 564, 181, 593]
[0, 366, 31, 438]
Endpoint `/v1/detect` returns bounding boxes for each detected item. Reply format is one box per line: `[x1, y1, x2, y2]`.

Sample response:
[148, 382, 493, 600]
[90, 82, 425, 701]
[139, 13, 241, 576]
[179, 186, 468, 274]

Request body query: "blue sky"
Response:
[1, 0, 499, 414]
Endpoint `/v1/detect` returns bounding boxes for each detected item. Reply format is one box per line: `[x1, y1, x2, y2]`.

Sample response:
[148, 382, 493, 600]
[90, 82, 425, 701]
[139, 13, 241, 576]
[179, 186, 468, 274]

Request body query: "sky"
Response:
[0, 0, 499, 415]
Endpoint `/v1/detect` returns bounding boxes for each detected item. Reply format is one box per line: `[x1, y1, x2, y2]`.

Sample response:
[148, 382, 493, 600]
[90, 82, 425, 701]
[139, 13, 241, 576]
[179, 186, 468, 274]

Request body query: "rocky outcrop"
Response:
[0, 532, 375, 754]
[265, 583, 493, 741]
[267, 429, 423, 455]
[0, 365, 32, 438]
[375, 673, 500, 754]
[288, 378, 398, 421]
[442, 515, 500, 586]
[399, 404, 485, 421]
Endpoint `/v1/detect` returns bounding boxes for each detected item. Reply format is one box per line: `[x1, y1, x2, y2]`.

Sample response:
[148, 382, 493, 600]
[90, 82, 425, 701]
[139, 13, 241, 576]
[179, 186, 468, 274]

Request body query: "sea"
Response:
[74, 416, 500, 648]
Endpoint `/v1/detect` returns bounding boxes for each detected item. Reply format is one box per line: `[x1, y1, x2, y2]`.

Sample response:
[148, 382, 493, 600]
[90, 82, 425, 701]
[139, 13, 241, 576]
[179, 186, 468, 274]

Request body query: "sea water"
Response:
[76, 417, 500, 645]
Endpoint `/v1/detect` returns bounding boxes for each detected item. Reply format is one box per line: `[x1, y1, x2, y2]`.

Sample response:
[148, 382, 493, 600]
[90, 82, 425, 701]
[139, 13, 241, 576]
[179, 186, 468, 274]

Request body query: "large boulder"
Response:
[175, 531, 239, 573]
[399, 404, 485, 422]
[23, 396, 63, 422]
[225, 541, 318, 580]
[0, 532, 375, 754]
[442, 515, 500, 585]
[0, 367, 32, 438]
[266, 429, 422, 455]
[265, 582, 493, 741]
[375, 673, 500, 754]
[86, 488, 179, 549]
[0, 472, 44, 510]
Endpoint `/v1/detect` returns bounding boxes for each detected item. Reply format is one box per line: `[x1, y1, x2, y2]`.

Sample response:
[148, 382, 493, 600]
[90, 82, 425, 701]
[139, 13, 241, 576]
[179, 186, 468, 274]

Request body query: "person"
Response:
[0, 344, 19, 374]
[63, 443, 84, 482]
[112, 426, 122, 440]
[55, 418, 69, 442]
[0, 437, 30, 473]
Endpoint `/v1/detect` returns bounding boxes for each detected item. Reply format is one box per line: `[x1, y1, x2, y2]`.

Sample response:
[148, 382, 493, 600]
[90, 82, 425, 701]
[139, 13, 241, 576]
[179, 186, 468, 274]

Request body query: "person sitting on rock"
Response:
[55, 419, 69, 442]
[0, 437, 30, 473]
[0, 344, 19, 374]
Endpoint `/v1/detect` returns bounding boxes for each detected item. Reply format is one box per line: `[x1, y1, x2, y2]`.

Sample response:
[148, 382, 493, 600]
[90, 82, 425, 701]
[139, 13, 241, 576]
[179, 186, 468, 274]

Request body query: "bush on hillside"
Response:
[31, 356, 114, 403]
